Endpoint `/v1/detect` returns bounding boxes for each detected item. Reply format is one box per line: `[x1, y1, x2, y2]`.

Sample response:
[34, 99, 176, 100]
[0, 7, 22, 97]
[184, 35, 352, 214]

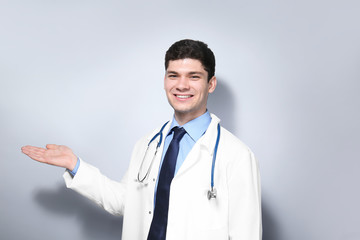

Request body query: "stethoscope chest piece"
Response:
[207, 123, 221, 200]
[207, 187, 217, 200]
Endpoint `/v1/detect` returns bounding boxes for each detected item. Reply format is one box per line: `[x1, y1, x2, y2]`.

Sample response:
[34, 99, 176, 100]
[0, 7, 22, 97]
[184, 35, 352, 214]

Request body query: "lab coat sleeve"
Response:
[228, 148, 262, 240]
[63, 158, 127, 216]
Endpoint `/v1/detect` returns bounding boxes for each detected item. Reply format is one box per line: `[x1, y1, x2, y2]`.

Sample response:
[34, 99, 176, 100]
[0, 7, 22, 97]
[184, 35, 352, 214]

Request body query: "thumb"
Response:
[46, 144, 57, 149]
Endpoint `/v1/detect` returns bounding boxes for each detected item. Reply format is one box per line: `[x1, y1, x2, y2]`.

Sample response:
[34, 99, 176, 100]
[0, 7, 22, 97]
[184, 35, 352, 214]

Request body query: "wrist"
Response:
[68, 157, 80, 177]
[66, 153, 78, 171]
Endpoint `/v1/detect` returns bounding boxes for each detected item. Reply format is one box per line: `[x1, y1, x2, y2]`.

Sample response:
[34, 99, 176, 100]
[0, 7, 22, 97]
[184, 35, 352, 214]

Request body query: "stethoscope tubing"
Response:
[148, 121, 169, 148]
[211, 123, 221, 190]
[138, 121, 220, 200]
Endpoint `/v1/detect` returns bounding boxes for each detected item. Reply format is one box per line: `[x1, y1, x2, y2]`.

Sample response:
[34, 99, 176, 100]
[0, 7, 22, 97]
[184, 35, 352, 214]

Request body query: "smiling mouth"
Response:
[175, 94, 193, 99]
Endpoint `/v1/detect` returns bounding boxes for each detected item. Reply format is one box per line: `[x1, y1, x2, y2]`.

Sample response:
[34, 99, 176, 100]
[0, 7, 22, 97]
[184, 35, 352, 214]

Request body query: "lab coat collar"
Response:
[173, 113, 221, 178]
[198, 113, 221, 153]
[167, 111, 211, 143]
[145, 118, 174, 147]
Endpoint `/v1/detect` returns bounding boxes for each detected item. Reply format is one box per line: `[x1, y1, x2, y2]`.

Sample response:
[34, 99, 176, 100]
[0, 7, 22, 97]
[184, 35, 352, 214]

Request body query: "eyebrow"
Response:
[166, 71, 205, 76]
[188, 71, 205, 75]
[166, 71, 178, 74]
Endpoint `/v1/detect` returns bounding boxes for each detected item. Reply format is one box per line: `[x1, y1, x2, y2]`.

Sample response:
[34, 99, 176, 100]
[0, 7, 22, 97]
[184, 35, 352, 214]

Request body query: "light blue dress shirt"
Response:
[153, 111, 211, 202]
[159, 111, 212, 175]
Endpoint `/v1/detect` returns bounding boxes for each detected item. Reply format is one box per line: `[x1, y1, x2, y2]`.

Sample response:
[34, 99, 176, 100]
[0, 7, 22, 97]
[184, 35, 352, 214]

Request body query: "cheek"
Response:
[164, 80, 172, 91]
[164, 84, 174, 98]
[197, 83, 209, 94]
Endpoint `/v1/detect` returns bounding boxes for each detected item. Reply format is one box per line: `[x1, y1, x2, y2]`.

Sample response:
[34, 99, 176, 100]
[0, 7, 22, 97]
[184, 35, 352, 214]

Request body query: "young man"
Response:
[22, 39, 262, 240]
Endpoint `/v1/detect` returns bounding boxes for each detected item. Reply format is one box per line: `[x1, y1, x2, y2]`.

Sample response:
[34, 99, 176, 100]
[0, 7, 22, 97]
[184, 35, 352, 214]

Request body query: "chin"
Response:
[173, 109, 191, 115]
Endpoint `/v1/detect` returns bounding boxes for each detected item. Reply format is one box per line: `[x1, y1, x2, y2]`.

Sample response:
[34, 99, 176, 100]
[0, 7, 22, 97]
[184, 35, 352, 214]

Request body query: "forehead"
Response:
[166, 58, 206, 73]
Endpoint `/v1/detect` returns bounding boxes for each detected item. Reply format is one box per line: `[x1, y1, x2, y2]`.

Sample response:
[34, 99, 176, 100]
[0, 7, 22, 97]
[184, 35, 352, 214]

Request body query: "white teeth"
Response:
[176, 95, 192, 99]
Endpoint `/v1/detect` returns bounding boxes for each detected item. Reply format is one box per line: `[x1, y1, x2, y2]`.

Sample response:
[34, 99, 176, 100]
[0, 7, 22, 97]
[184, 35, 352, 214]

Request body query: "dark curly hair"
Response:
[165, 39, 216, 82]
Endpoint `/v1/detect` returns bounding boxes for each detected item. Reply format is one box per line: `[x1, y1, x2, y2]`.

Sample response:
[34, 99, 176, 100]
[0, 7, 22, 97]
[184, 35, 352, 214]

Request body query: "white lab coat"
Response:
[63, 114, 262, 240]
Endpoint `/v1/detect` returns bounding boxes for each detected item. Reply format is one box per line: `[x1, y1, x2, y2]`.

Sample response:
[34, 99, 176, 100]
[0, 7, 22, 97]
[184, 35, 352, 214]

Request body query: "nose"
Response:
[176, 76, 190, 91]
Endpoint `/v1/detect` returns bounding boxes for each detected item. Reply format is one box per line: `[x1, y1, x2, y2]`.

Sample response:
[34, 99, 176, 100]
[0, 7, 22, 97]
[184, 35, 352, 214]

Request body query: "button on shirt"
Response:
[154, 111, 212, 199]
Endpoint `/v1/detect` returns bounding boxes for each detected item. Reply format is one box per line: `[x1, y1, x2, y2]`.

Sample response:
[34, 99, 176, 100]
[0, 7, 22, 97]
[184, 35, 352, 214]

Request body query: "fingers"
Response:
[21, 145, 46, 163]
[21, 145, 45, 153]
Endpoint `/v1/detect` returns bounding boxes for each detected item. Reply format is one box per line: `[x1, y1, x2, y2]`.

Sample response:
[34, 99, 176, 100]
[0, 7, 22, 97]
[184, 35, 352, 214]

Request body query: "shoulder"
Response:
[207, 113, 254, 160]
[219, 127, 252, 154]
[216, 127, 259, 184]
[135, 121, 171, 147]
[217, 126, 256, 168]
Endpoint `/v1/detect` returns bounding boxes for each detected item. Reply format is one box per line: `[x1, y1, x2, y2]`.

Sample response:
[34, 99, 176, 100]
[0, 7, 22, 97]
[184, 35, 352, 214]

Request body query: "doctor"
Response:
[21, 39, 262, 240]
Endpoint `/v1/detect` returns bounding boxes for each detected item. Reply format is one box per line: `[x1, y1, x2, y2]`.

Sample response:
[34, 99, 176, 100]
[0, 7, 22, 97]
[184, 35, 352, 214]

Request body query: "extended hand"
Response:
[21, 144, 77, 170]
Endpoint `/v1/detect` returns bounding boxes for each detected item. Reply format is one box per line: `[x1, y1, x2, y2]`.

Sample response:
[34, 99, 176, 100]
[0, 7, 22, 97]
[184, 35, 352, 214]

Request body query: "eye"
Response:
[167, 74, 177, 79]
[190, 75, 200, 80]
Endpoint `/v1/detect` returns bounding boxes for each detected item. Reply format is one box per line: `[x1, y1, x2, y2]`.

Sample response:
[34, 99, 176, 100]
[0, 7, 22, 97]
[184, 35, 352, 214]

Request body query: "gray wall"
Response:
[1, 1, 359, 239]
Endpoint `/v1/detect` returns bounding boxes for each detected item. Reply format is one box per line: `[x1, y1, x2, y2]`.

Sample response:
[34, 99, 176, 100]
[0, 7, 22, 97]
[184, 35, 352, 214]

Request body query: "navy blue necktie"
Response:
[147, 127, 187, 240]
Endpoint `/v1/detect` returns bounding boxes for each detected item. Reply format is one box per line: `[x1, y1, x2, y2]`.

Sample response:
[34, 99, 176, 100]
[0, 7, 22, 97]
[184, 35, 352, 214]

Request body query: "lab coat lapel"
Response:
[147, 117, 174, 180]
[174, 114, 221, 178]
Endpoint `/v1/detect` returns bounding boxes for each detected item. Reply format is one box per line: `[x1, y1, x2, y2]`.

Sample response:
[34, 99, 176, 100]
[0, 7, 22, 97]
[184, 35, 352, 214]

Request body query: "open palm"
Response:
[21, 144, 77, 170]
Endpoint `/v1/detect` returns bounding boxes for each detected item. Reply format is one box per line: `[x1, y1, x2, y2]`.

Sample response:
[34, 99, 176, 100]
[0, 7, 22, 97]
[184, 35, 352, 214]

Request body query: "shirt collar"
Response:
[169, 111, 212, 142]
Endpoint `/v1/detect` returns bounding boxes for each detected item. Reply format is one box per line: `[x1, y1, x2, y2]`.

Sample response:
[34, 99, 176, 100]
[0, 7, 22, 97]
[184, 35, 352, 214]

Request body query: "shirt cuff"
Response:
[67, 157, 80, 177]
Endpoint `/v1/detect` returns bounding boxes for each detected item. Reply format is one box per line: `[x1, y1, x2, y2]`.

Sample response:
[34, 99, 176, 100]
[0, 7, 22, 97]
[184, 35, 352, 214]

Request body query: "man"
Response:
[21, 39, 262, 240]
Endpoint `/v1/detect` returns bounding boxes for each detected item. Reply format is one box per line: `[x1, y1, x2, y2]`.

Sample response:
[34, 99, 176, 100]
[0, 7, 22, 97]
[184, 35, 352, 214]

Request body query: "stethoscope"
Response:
[136, 121, 221, 200]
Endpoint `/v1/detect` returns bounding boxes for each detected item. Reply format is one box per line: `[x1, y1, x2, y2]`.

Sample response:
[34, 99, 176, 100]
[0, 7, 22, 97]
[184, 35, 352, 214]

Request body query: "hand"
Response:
[21, 144, 77, 170]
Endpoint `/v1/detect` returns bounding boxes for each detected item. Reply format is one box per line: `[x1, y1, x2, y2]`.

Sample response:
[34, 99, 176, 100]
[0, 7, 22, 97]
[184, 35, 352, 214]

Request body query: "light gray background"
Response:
[1, 0, 359, 239]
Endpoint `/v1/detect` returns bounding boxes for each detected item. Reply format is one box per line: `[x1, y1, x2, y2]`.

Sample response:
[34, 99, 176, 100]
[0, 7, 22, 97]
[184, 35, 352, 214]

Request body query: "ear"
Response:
[208, 76, 217, 93]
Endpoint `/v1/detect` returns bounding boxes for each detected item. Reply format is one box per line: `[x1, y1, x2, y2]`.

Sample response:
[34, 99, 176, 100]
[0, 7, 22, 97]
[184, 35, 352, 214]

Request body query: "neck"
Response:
[174, 110, 207, 126]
